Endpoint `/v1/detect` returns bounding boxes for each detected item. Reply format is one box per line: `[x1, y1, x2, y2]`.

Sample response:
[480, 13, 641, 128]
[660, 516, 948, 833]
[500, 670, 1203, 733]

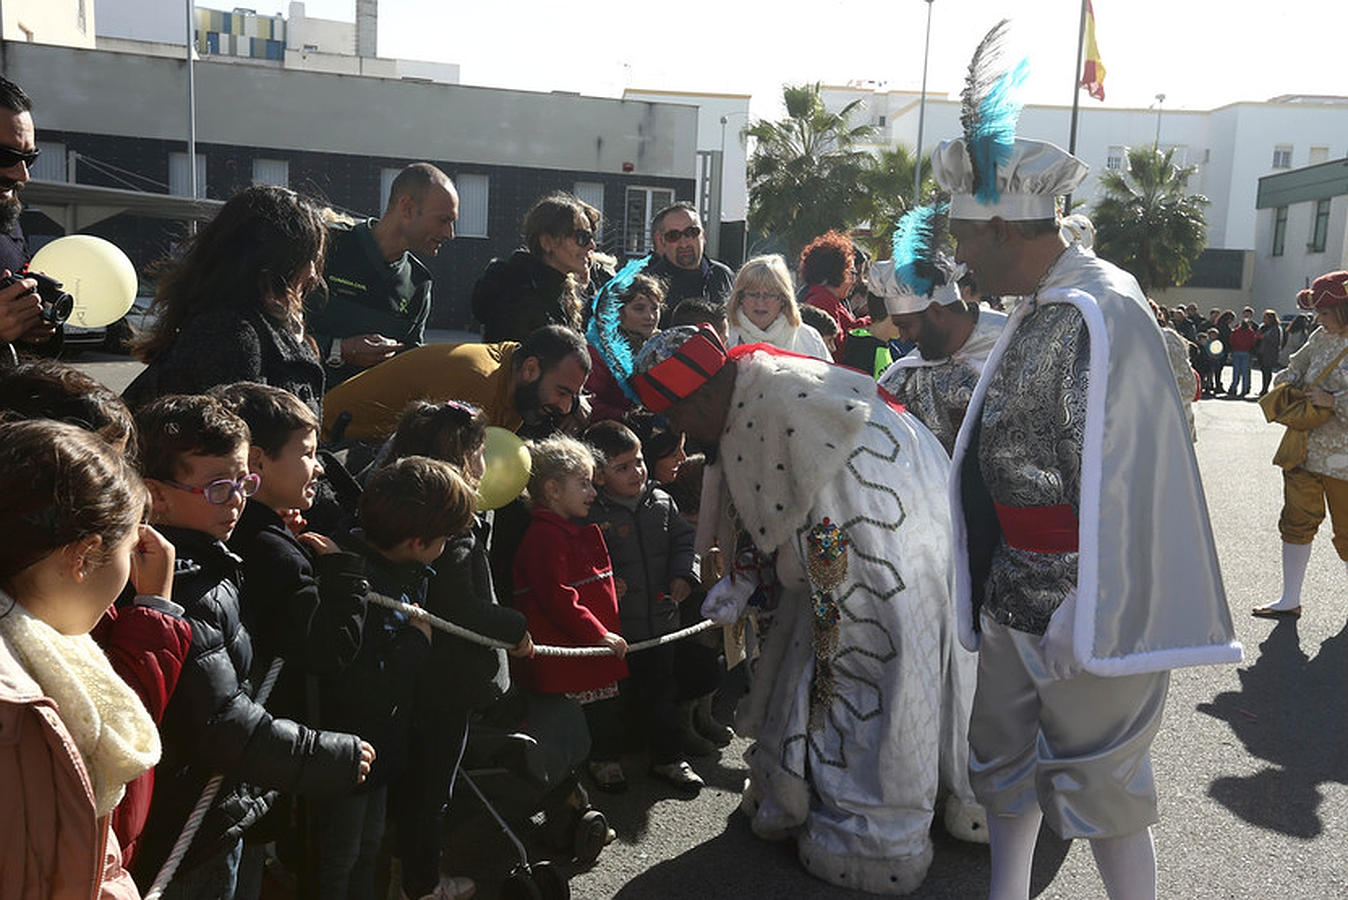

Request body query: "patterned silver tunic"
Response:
[978, 301, 1090, 635]
[888, 363, 979, 455]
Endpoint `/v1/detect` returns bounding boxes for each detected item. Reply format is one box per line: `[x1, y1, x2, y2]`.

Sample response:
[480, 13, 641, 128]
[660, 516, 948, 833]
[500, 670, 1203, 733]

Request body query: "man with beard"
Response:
[630, 325, 985, 894]
[0, 76, 56, 358]
[875, 206, 1008, 455]
[320, 324, 590, 443]
[644, 202, 734, 324]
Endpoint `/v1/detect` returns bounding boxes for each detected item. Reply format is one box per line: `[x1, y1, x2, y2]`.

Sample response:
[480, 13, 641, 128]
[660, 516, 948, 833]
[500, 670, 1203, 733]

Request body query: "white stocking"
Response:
[1266, 541, 1313, 610]
[986, 809, 1042, 900]
[1089, 827, 1156, 900]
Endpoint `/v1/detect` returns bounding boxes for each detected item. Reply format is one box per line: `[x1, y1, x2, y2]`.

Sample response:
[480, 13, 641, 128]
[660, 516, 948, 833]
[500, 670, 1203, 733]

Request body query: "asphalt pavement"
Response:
[69, 352, 1348, 899]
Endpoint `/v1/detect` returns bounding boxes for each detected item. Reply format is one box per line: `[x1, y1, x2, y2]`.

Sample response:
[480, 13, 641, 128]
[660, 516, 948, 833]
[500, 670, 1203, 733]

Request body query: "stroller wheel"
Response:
[530, 861, 571, 900]
[573, 809, 609, 864]
[501, 866, 544, 900]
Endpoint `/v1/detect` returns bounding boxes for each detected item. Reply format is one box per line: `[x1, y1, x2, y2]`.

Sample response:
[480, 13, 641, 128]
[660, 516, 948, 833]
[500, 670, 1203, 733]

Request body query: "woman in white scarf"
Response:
[726, 254, 832, 361]
[0, 419, 168, 899]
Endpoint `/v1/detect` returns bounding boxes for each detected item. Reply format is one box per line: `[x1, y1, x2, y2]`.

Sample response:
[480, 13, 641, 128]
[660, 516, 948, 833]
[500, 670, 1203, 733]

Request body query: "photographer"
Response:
[0, 75, 57, 366]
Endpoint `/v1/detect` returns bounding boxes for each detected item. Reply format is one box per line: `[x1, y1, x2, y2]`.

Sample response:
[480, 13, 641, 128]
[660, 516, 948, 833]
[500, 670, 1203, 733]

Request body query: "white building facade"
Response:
[1252, 157, 1348, 311]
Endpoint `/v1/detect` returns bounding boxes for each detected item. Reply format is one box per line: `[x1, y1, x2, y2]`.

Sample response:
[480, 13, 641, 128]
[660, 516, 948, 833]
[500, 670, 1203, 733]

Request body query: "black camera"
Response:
[0, 271, 74, 326]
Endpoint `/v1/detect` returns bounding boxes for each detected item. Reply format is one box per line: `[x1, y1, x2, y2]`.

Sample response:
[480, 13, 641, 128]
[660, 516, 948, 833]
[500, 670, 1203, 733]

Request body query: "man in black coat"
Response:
[644, 201, 734, 326]
[0, 75, 60, 364]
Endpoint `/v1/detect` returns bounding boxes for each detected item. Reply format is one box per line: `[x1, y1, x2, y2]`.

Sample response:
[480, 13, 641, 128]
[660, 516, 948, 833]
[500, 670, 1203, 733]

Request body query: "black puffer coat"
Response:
[585, 484, 697, 641]
[470, 249, 578, 343]
[123, 304, 325, 417]
[423, 515, 527, 713]
[133, 526, 362, 885]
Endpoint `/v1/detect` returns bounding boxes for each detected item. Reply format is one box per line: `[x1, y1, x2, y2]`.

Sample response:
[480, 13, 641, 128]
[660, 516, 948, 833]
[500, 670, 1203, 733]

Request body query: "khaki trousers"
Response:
[1278, 467, 1348, 560]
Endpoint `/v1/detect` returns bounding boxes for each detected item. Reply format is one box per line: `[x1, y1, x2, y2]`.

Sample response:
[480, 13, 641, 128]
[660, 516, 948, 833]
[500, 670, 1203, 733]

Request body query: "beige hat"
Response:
[933, 137, 1089, 222]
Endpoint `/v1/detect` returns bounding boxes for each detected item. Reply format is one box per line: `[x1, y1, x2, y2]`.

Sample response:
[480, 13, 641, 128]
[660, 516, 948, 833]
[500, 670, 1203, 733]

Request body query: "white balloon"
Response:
[30, 235, 138, 328]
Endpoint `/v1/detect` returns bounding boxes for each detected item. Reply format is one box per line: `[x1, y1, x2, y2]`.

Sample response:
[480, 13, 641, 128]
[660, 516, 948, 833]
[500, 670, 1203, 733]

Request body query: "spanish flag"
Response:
[1080, 0, 1106, 101]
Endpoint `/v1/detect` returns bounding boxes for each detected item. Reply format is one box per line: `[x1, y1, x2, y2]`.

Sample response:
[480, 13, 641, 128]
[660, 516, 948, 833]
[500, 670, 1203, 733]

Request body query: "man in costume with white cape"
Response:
[629, 325, 983, 894]
[935, 22, 1241, 900]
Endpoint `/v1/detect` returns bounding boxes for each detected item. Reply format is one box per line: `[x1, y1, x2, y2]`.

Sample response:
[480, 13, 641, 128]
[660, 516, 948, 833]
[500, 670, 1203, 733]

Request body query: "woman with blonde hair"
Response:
[725, 254, 830, 360]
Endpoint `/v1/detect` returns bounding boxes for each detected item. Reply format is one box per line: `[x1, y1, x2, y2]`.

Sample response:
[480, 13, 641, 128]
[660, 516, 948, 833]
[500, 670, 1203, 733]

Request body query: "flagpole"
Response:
[1065, 0, 1088, 210]
[912, 0, 935, 205]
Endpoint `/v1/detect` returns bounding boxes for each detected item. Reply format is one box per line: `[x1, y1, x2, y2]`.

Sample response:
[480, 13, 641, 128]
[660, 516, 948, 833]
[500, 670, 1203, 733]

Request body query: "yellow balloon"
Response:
[477, 426, 532, 511]
[30, 235, 138, 329]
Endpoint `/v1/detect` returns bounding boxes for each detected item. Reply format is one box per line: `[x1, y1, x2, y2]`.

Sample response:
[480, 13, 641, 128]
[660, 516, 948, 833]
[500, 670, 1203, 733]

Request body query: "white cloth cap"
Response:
[869, 258, 963, 316]
[933, 137, 1089, 221]
[1060, 213, 1096, 249]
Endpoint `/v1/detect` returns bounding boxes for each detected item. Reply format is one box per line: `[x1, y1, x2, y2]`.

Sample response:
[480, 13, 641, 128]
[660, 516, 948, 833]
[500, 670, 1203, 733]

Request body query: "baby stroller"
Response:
[452, 688, 611, 899]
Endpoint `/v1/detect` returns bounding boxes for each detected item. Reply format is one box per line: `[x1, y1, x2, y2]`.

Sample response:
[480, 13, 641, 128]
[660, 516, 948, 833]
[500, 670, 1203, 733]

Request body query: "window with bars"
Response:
[31, 142, 66, 182]
[252, 158, 289, 187]
[455, 173, 489, 238]
[574, 181, 605, 247]
[169, 152, 207, 198]
[1106, 146, 1125, 171]
[624, 187, 676, 256]
[1309, 199, 1330, 253]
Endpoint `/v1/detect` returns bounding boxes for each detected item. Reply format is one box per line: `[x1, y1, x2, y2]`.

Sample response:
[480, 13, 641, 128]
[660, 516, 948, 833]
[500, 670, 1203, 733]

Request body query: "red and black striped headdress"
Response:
[629, 324, 729, 413]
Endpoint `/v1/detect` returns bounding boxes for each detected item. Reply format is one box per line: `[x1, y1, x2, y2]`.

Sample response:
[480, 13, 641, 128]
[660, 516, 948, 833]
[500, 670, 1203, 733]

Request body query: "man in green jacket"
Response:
[310, 163, 458, 386]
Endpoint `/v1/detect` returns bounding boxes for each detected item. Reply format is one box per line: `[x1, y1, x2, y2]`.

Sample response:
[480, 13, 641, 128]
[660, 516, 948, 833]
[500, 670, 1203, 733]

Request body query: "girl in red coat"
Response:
[512, 435, 630, 791]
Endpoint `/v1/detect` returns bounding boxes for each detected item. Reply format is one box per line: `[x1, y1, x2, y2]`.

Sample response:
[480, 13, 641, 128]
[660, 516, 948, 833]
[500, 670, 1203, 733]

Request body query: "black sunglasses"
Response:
[0, 146, 40, 169]
[572, 227, 596, 247]
[662, 225, 702, 243]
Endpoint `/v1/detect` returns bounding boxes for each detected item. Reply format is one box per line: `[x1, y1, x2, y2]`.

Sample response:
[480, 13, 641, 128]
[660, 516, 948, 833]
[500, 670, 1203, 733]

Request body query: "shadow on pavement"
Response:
[1199, 619, 1348, 838]
[609, 809, 1071, 899]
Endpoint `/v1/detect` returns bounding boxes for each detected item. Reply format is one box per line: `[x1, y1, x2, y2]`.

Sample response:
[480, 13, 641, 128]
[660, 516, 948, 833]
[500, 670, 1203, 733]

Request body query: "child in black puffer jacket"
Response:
[382, 400, 534, 900]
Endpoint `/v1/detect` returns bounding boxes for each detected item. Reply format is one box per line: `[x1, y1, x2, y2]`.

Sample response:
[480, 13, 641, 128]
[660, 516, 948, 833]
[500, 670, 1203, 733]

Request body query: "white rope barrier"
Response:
[364, 591, 718, 657]
[144, 657, 285, 900]
[144, 596, 717, 897]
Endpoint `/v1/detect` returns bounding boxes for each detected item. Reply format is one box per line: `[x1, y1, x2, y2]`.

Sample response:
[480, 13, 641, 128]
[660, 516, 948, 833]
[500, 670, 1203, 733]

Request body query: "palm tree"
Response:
[1092, 146, 1209, 294]
[856, 145, 937, 260]
[745, 84, 876, 258]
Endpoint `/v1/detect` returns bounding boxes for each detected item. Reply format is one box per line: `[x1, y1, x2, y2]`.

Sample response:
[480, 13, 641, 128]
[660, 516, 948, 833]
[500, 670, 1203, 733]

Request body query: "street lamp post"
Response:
[717, 110, 749, 261]
[1153, 92, 1166, 149]
[913, 0, 936, 204]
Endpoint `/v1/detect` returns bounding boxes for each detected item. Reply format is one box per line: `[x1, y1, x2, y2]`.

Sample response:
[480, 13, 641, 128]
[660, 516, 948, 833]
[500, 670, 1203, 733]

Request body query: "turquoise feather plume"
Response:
[585, 254, 649, 404]
[960, 20, 1029, 204]
[892, 202, 949, 298]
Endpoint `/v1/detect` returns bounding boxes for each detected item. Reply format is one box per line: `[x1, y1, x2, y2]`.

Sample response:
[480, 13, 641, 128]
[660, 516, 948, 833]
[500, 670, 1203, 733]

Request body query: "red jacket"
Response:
[586, 344, 636, 424]
[1228, 324, 1260, 352]
[89, 596, 192, 869]
[511, 507, 628, 694]
[803, 284, 870, 361]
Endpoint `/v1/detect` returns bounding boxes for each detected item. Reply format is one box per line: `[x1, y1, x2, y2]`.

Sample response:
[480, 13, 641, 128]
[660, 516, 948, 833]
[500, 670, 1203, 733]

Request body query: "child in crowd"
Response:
[132, 395, 373, 899]
[0, 420, 168, 898]
[587, 272, 666, 422]
[512, 436, 629, 791]
[669, 296, 728, 347]
[0, 361, 193, 869]
[800, 304, 842, 358]
[583, 420, 706, 791]
[313, 455, 474, 899]
[214, 382, 368, 695]
[633, 422, 732, 749]
[383, 400, 532, 900]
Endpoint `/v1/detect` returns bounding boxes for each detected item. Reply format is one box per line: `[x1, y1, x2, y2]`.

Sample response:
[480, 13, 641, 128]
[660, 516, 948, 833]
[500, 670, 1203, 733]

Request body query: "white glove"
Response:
[702, 574, 758, 625]
[1039, 588, 1081, 680]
